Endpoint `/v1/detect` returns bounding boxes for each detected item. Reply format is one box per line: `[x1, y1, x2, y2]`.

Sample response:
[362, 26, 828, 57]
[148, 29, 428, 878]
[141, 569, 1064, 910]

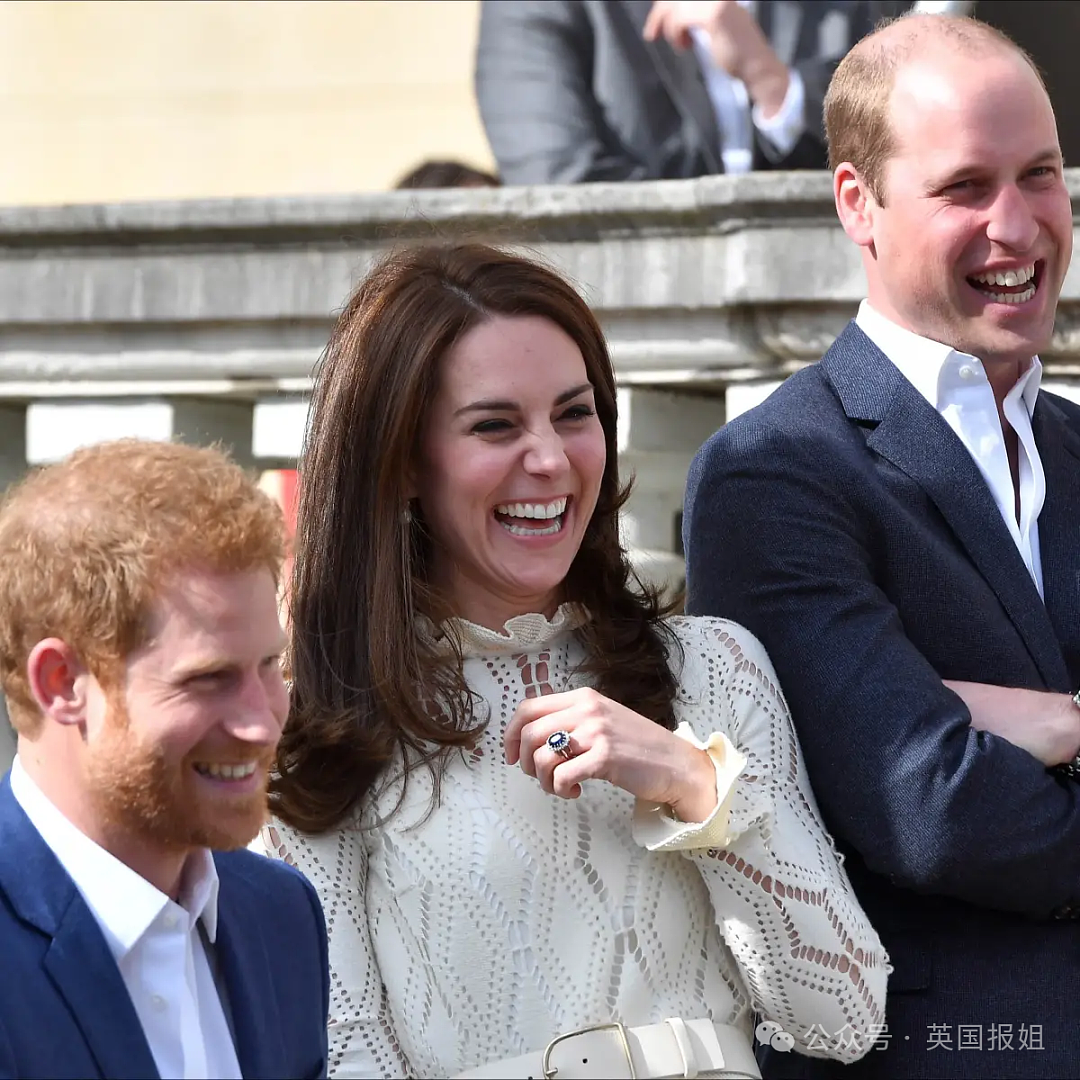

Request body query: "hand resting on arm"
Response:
[945, 680, 1080, 767]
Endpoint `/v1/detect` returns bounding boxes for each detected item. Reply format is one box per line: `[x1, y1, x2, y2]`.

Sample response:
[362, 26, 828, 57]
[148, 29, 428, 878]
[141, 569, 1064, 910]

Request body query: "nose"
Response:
[223, 670, 287, 746]
[985, 183, 1039, 252]
[523, 423, 570, 476]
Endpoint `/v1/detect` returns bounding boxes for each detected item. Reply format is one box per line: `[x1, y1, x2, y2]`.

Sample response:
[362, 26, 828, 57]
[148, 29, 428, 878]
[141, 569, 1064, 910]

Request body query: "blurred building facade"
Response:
[0, 0, 494, 205]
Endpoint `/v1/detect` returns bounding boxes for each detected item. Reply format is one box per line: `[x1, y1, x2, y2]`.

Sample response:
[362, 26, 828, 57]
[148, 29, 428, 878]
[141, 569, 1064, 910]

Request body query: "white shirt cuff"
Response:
[752, 67, 805, 161]
[632, 722, 746, 852]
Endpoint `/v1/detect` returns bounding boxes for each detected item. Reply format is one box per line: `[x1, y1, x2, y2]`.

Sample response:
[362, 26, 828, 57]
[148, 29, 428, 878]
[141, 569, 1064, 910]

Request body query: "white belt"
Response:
[455, 1017, 761, 1079]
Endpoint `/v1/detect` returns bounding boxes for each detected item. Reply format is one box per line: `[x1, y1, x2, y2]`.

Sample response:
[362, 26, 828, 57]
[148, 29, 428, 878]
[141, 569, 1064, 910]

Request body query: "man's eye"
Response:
[189, 671, 227, 688]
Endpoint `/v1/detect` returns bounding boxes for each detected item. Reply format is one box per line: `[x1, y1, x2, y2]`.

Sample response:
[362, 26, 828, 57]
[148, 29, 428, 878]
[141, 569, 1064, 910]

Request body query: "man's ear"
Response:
[26, 639, 90, 728]
[834, 162, 878, 249]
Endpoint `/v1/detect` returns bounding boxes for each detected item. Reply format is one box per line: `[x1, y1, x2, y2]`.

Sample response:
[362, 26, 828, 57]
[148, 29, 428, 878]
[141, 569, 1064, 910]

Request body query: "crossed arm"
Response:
[683, 428, 1080, 919]
[944, 680, 1080, 767]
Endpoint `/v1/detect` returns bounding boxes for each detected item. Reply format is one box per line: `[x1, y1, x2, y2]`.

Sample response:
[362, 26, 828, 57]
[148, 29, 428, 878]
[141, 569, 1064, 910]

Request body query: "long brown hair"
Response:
[271, 243, 678, 834]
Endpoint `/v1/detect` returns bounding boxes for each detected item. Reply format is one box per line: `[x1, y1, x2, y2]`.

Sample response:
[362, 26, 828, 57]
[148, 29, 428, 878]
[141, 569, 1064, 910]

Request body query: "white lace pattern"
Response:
[262, 614, 888, 1078]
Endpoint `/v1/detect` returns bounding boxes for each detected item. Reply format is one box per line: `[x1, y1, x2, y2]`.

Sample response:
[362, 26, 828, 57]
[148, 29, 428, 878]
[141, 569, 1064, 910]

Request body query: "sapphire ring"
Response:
[546, 729, 575, 761]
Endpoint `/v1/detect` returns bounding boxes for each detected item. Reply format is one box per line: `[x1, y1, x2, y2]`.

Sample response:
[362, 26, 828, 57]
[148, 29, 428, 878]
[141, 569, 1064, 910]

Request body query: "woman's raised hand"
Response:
[504, 687, 719, 822]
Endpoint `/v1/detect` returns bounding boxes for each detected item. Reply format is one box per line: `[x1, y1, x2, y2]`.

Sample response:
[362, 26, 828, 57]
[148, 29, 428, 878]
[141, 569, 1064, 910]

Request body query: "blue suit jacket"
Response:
[683, 323, 1080, 1078]
[0, 773, 330, 1079]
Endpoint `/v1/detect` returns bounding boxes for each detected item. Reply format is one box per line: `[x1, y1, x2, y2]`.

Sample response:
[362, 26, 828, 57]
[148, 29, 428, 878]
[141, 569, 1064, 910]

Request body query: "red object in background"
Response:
[259, 470, 299, 623]
[260, 469, 299, 538]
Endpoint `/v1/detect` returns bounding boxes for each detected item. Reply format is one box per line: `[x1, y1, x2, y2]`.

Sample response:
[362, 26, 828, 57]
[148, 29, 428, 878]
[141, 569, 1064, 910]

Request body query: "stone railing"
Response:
[4, 170, 1080, 539]
[3, 171, 1080, 763]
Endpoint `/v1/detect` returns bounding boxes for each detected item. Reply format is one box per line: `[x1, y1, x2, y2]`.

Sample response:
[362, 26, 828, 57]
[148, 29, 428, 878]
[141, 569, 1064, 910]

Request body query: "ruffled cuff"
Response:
[632, 722, 746, 852]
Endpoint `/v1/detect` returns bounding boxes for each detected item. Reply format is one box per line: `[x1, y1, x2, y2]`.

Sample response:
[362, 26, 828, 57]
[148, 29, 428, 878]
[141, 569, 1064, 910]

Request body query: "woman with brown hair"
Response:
[263, 243, 888, 1079]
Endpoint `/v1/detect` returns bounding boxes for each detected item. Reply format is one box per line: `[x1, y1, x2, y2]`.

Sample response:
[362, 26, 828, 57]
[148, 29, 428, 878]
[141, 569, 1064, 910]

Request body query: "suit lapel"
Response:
[822, 324, 1070, 688]
[44, 906, 160, 1079]
[620, 0, 723, 170]
[1032, 394, 1080, 685]
[213, 859, 287, 1079]
[0, 778, 158, 1080]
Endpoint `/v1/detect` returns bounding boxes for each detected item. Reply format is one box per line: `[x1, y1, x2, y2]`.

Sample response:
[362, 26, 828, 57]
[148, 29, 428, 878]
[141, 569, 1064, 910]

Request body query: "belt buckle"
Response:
[541, 1021, 636, 1079]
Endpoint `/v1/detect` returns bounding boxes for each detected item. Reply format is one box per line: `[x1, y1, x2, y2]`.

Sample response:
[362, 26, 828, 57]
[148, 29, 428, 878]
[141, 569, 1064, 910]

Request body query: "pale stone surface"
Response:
[0, 1, 493, 205]
[26, 399, 255, 467]
[2, 171, 1080, 568]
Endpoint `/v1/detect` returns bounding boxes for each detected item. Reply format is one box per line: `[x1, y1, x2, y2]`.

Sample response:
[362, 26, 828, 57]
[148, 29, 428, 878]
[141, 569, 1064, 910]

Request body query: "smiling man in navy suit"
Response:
[0, 439, 329, 1080]
[684, 12, 1080, 1080]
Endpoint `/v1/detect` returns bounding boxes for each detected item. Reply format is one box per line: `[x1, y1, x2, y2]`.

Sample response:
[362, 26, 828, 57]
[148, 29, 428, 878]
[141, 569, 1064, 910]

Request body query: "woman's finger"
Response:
[520, 716, 585, 779]
[505, 689, 591, 763]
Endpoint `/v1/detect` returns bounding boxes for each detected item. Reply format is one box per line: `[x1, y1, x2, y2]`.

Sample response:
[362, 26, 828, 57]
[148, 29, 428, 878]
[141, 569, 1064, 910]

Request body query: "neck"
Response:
[18, 737, 191, 901]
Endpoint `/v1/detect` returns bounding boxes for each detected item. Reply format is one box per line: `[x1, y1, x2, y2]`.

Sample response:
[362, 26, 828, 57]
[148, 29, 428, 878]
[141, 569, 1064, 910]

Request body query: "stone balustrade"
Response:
[2, 171, 1080, 761]
[4, 170, 1080, 540]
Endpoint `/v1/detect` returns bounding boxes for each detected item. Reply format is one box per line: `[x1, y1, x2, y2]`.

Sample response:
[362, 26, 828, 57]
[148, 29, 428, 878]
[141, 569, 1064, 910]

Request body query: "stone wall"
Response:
[2, 171, 1079, 768]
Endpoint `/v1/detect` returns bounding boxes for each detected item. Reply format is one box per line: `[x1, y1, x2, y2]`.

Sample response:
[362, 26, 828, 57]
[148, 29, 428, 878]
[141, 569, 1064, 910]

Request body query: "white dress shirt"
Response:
[689, 1, 806, 174]
[856, 301, 1045, 597]
[10, 757, 242, 1080]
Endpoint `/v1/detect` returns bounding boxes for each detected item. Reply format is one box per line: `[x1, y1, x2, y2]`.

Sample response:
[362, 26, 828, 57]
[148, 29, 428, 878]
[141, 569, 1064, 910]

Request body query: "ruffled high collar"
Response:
[423, 603, 589, 657]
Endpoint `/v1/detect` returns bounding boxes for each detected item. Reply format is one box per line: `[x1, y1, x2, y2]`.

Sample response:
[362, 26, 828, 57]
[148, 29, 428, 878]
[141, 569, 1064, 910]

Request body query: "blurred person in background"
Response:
[476, 1, 911, 185]
[263, 242, 887, 1079]
[394, 159, 500, 189]
[0, 439, 329, 1080]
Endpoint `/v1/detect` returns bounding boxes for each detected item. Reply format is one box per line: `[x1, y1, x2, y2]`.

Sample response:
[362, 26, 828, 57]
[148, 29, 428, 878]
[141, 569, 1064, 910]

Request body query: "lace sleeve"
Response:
[261, 822, 412, 1079]
[662, 619, 889, 1064]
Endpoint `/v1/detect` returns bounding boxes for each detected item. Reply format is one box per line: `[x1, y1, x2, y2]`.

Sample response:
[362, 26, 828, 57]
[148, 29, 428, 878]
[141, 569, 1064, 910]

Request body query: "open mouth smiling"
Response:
[193, 761, 259, 781]
[966, 261, 1042, 305]
[493, 496, 570, 537]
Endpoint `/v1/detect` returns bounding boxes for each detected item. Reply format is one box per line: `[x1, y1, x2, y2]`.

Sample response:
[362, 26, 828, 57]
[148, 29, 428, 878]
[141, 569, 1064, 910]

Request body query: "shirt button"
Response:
[151, 994, 167, 1011]
[958, 364, 977, 381]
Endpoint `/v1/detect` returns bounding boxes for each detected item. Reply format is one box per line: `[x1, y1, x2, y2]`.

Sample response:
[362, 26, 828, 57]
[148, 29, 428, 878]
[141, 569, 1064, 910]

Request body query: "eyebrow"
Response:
[454, 382, 595, 417]
[171, 646, 286, 681]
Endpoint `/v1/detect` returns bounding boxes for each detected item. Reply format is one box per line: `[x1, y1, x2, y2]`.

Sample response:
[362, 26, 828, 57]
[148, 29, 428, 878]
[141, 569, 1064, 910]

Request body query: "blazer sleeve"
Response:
[640, 619, 888, 1062]
[262, 823, 411, 1079]
[297, 869, 331, 1079]
[682, 422, 1080, 920]
[475, 0, 660, 184]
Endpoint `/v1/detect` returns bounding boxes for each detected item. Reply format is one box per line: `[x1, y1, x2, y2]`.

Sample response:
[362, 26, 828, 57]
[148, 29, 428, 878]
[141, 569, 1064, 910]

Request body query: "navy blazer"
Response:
[0, 773, 330, 1080]
[683, 323, 1080, 1079]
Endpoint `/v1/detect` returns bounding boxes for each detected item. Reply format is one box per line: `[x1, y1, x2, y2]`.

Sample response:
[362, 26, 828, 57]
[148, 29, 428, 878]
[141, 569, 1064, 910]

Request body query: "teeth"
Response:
[195, 762, 258, 780]
[981, 286, 1037, 305]
[503, 519, 562, 537]
[494, 497, 568, 519]
[971, 264, 1035, 287]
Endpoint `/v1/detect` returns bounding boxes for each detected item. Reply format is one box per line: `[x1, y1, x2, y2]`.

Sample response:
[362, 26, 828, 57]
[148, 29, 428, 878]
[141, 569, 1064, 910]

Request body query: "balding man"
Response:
[685, 13, 1080, 1079]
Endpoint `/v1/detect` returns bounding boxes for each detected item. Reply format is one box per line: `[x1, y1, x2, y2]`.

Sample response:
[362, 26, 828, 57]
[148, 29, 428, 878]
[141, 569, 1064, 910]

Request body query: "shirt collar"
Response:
[9, 755, 220, 957]
[855, 300, 1042, 417]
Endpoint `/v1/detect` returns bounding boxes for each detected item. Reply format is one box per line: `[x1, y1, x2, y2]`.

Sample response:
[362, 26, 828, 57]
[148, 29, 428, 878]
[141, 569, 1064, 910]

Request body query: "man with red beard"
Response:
[0, 439, 329, 1079]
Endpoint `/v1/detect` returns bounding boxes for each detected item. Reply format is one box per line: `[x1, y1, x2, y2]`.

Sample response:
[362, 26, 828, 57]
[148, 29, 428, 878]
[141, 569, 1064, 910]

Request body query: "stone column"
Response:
[171, 399, 257, 468]
[616, 387, 727, 565]
[0, 403, 27, 492]
[0, 697, 14, 776]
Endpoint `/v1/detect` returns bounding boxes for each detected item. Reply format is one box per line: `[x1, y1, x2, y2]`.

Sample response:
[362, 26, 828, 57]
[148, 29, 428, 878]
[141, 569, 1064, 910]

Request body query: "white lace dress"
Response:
[263, 610, 888, 1078]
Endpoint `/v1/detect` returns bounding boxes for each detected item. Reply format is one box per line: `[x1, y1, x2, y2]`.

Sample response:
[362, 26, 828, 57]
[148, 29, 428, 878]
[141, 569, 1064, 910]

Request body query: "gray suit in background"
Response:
[476, 1, 910, 185]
